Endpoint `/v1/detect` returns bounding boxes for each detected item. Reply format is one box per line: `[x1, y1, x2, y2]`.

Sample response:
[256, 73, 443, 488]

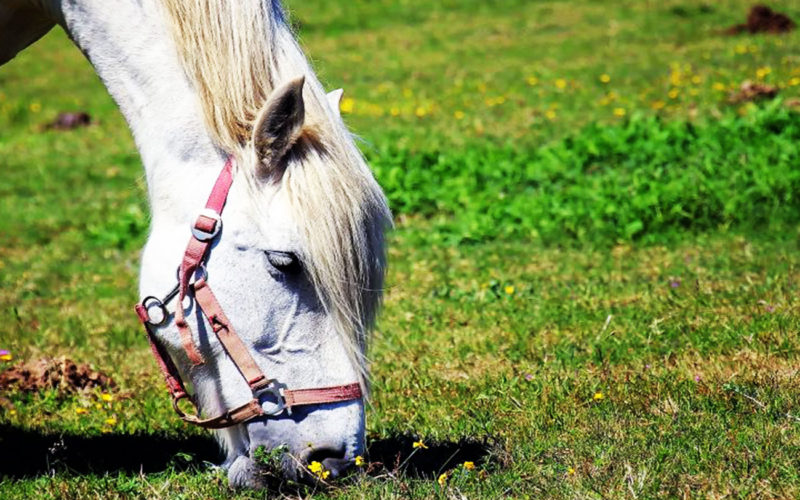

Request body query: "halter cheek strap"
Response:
[134, 157, 363, 429]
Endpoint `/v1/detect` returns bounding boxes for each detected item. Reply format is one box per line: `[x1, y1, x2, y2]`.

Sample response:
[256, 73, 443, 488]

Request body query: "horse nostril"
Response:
[305, 446, 353, 479]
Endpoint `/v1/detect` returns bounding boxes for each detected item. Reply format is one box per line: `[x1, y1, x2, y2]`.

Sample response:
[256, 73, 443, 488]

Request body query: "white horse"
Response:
[1, 0, 390, 488]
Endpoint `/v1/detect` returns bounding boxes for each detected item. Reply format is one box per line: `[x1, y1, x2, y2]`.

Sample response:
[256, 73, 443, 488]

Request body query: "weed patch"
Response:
[373, 103, 800, 244]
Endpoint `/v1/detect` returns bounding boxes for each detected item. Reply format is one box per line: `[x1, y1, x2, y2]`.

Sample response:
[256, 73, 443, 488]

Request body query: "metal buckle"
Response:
[191, 208, 222, 242]
[256, 380, 290, 416]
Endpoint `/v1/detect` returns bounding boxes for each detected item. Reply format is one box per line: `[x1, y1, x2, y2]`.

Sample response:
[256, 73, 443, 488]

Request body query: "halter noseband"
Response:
[134, 157, 362, 429]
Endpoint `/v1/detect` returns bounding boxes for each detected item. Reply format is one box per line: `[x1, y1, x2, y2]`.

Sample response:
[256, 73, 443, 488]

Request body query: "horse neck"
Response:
[57, 0, 225, 224]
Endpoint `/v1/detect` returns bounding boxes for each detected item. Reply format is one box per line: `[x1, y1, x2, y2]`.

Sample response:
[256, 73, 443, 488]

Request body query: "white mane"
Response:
[160, 0, 391, 383]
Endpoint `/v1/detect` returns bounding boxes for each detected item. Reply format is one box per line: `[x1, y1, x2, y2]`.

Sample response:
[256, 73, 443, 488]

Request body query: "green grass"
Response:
[2, 0, 800, 498]
[371, 104, 800, 244]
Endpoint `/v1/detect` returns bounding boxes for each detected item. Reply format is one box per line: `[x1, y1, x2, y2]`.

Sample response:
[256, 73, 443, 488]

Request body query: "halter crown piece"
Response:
[134, 157, 362, 429]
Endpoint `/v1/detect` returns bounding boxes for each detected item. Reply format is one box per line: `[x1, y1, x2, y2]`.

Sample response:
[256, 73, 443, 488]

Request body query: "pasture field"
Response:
[2, 0, 800, 498]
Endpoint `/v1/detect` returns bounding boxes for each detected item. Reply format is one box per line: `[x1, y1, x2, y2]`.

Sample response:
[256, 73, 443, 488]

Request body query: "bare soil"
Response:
[45, 111, 91, 130]
[728, 80, 779, 103]
[0, 357, 114, 393]
[726, 5, 795, 35]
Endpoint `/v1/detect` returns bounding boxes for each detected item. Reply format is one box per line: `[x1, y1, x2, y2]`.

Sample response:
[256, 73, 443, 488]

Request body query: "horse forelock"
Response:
[159, 0, 391, 385]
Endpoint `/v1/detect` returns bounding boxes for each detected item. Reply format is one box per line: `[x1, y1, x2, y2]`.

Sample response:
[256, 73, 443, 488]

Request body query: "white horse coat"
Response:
[2, 0, 390, 488]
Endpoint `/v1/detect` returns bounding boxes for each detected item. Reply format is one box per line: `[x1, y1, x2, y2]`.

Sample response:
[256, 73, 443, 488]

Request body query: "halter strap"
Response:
[174, 157, 235, 365]
[134, 157, 362, 429]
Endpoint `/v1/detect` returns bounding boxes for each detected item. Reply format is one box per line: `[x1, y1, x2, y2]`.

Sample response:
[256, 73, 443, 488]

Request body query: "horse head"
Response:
[4, 0, 390, 488]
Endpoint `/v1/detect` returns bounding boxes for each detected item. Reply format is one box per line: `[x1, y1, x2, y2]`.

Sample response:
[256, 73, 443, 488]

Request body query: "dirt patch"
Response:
[0, 357, 114, 393]
[45, 112, 92, 130]
[726, 5, 795, 35]
[728, 80, 779, 103]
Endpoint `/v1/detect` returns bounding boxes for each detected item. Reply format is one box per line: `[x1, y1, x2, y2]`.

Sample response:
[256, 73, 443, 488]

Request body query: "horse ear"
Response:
[327, 88, 344, 117]
[252, 76, 306, 163]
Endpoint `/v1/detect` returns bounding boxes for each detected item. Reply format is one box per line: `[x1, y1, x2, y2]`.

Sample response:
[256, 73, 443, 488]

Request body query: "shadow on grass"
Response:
[0, 424, 494, 480]
[0, 424, 222, 478]
[366, 434, 495, 478]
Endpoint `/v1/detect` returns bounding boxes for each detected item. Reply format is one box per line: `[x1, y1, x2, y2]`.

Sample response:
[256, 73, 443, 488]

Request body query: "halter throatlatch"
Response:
[134, 157, 362, 429]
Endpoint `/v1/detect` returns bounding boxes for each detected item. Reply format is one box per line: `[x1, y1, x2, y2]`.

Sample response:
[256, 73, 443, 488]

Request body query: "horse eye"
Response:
[266, 251, 302, 275]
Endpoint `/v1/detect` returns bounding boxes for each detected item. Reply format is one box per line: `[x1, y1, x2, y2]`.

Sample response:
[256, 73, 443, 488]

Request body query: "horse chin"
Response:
[227, 455, 268, 489]
[228, 404, 364, 488]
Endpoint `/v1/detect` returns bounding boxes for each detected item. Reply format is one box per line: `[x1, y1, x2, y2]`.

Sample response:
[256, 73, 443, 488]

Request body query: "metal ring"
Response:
[172, 392, 200, 419]
[142, 296, 169, 326]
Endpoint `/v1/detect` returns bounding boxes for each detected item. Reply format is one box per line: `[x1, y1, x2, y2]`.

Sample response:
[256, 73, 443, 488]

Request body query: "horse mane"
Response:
[159, 0, 391, 384]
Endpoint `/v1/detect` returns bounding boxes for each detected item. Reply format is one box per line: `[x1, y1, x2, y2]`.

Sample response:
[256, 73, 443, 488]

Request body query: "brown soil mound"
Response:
[726, 5, 795, 34]
[728, 80, 779, 103]
[0, 357, 115, 393]
[45, 112, 91, 130]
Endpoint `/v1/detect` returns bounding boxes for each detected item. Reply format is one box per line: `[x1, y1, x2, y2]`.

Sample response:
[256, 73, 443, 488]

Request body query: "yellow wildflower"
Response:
[415, 106, 427, 118]
[504, 285, 515, 295]
[613, 107, 626, 117]
[307, 461, 330, 480]
[105, 417, 117, 426]
[651, 100, 666, 110]
[593, 392, 604, 401]
[526, 76, 538, 86]
[75, 408, 89, 415]
[567, 466, 575, 475]
[101, 393, 113, 402]
[0, 353, 12, 362]
[340, 97, 355, 114]
[29, 102, 41, 113]
[691, 75, 702, 85]
[545, 109, 557, 120]
[555, 78, 567, 89]
[355, 455, 365, 467]
[389, 107, 400, 116]
[668, 89, 679, 99]
[9, 409, 17, 416]
[437, 472, 448, 486]
[599, 74, 611, 83]
[712, 82, 726, 92]
[454, 110, 465, 120]
[463, 461, 475, 470]
[412, 440, 428, 449]
[790, 77, 800, 87]
[756, 67, 771, 80]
